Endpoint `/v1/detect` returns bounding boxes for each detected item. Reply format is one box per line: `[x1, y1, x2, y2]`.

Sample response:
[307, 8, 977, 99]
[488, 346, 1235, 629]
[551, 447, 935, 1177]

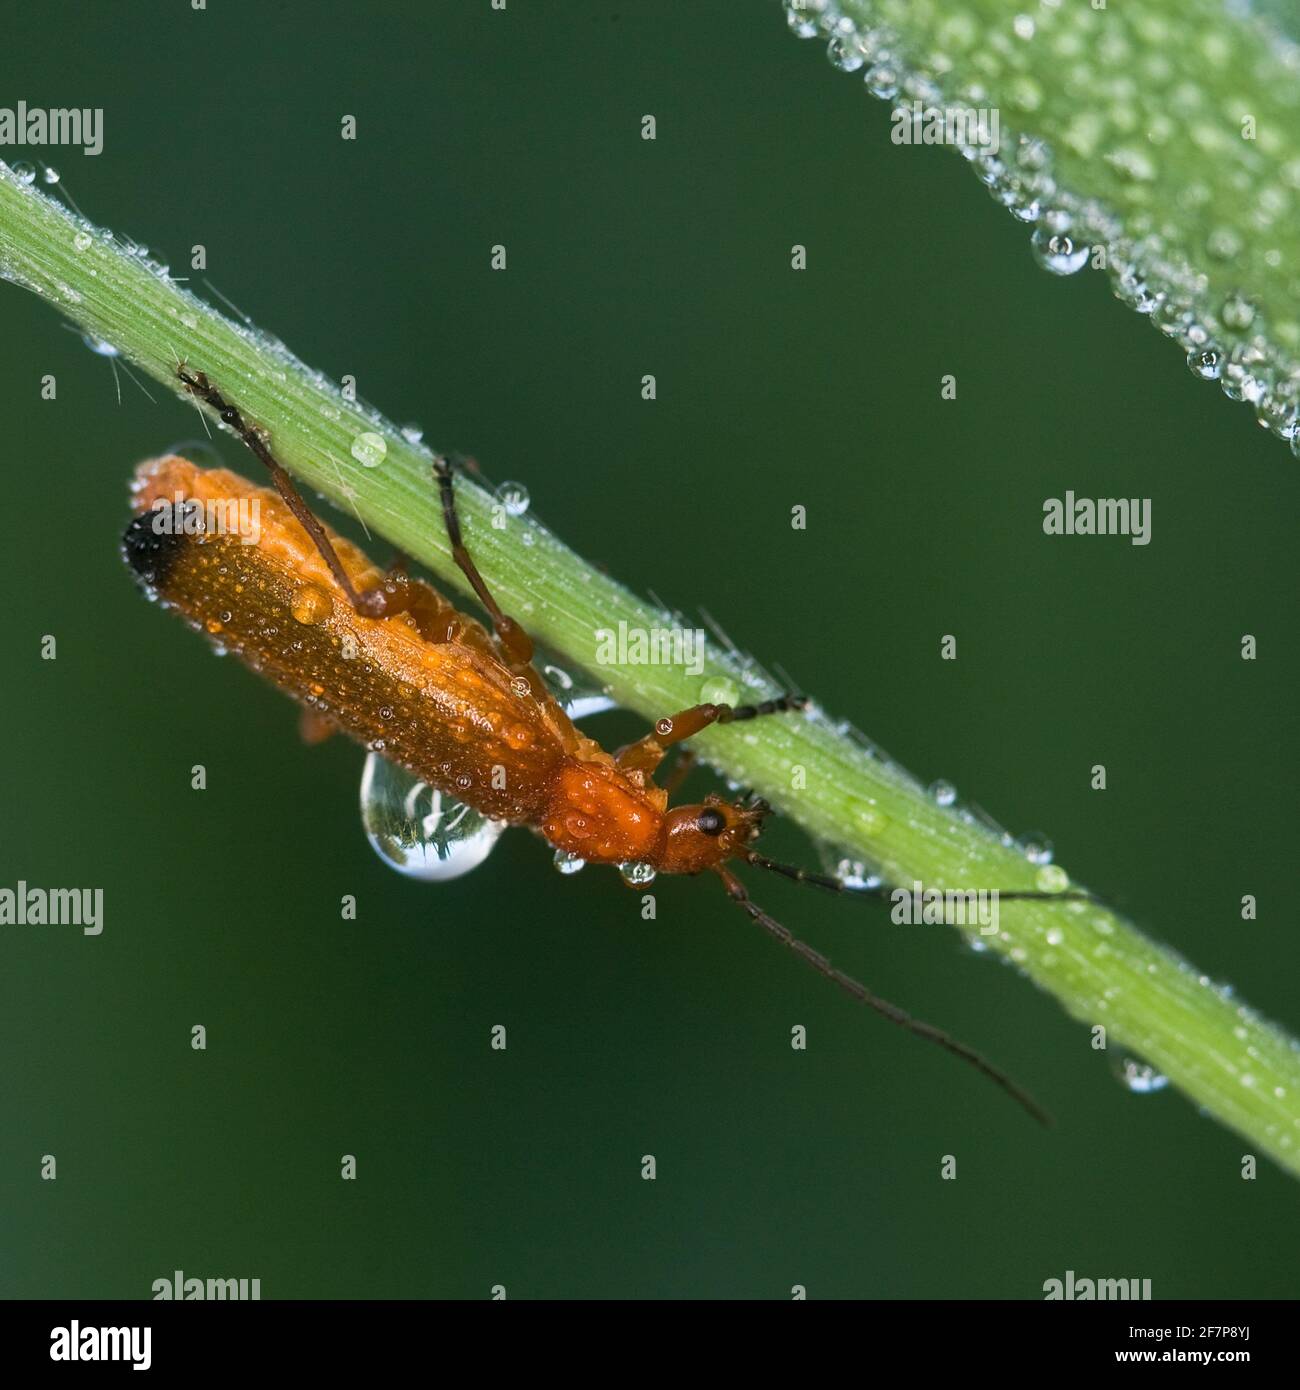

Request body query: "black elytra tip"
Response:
[121, 510, 187, 587]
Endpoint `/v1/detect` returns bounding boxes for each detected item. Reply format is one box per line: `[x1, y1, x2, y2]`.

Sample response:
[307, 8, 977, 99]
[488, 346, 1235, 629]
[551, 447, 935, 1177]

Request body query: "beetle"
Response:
[121, 366, 1089, 1122]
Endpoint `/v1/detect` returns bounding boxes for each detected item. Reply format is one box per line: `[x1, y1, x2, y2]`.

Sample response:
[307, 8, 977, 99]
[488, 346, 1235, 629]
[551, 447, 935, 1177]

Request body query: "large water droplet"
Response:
[359, 753, 505, 881]
[553, 849, 586, 875]
[619, 861, 657, 887]
[350, 432, 387, 468]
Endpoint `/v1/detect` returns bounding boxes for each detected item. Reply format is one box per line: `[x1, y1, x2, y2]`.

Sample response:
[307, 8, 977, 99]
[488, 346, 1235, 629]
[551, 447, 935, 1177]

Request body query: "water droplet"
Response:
[11, 161, 35, 185]
[359, 753, 505, 881]
[864, 63, 900, 100]
[290, 584, 333, 626]
[1113, 1056, 1169, 1094]
[828, 857, 881, 891]
[553, 849, 586, 875]
[929, 779, 957, 807]
[41, 165, 60, 185]
[699, 676, 740, 706]
[1017, 832, 1054, 865]
[510, 674, 531, 698]
[619, 861, 657, 887]
[1035, 864, 1070, 893]
[82, 333, 119, 357]
[1222, 292, 1257, 331]
[350, 432, 387, 468]
[72, 230, 92, 252]
[495, 480, 530, 516]
[784, 0, 823, 38]
[400, 422, 424, 445]
[1031, 227, 1088, 275]
[1206, 226, 1243, 260]
[1187, 345, 1223, 380]
[827, 35, 864, 72]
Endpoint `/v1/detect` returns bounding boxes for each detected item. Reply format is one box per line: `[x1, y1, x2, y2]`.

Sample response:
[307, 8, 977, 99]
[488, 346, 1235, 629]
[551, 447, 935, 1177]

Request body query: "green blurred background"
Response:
[1, 1, 1297, 1299]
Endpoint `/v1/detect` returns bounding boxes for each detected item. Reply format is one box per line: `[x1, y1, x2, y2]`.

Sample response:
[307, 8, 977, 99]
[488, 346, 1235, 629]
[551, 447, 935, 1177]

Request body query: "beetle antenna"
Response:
[714, 866, 1051, 1125]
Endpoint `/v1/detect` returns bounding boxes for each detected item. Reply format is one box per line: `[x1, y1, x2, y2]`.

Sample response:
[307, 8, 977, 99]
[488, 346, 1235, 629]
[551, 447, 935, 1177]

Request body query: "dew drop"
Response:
[350, 432, 387, 468]
[82, 333, 119, 357]
[831, 858, 880, 891]
[290, 584, 333, 626]
[1221, 292, 1257, 332]
[1113, 1056, 1169, 1094]
[1035, 864, 1070, 893]
[41, 165, 60, 185]
[827, 35, 864, 72]
[864, 63, 900, 100]
[784, 0, 822, 39]
[359, 753, 505, 882]
[619, 861, 657, 887]
[11, 161, 35, 185]
[553, 849, 586, 875]
[1206, 226, 1244, 261]
[699, 676, 740, 706]
[495, 480, 530, 516]
[1031, 227, 1089, 275]
[1187, 345, 1223, 380]
[1017, 832, 1054, 865]
[400, 423, 424, 445]
[929, 779, 957, 807]
[73, 230, 92, 253]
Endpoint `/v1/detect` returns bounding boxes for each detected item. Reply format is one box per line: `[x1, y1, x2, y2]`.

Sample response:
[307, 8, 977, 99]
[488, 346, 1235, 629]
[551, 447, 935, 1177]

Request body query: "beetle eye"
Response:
[697, 808, 726, 836]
